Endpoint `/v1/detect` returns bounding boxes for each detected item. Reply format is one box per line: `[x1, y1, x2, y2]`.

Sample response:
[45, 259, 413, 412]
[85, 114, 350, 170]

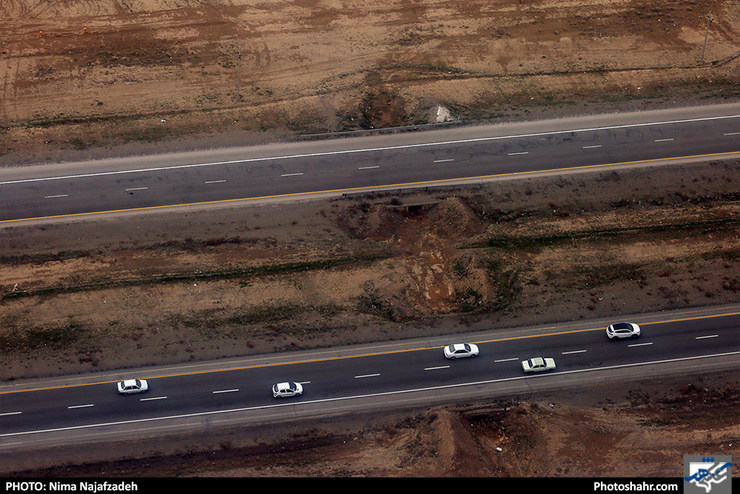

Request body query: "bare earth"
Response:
[1, 0, 739, 478]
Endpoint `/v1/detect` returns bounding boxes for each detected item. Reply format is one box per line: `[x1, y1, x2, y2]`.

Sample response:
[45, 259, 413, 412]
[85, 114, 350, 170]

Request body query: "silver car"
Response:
[117, 378, 148, 394]
[443, 343, 479, 359]
[272, 381, 303, 398]
[606, 322, 641, 340]
[521, 357, 556, 373]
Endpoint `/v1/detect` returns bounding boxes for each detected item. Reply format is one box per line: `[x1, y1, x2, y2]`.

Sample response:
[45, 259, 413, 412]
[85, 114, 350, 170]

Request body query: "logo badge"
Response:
[684, 455, 732, 494]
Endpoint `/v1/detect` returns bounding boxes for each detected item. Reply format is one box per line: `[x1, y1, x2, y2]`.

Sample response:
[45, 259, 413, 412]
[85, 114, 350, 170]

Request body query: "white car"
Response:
[521, 357, 556, 373]
[606, 322, 641, 339]
[117, 378, 148, 394]
[443, 343, 480, 359]
[272, 381, 303, 398]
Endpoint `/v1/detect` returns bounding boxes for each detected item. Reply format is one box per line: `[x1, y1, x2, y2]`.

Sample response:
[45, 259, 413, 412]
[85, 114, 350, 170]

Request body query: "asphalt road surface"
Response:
[1, 103, 739, 223]
[1, 305, 738, 451]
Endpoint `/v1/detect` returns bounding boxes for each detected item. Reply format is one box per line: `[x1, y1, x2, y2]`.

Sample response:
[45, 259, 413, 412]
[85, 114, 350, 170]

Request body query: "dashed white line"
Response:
[561, 349, 587, 355]
[140, 396, 167, 401]
[582, 145, 602, 149]
[628, 342, 653, 347]
[67, 404, 94, 409]
[213, 389, 239, 394]
[280, 172, 303, 177]
[2, 113, 738, 187]
[0, 411, 22, 417]
[507, 151, 529, 156]
[354, 373, 380, 379]
[494, 358, 518, 363]
[654, 138, 674, 142]
[723, 131, 740, 136]
[358, 165, 380, 170]
[424, 365, 450, 371]
[204, 180, 227, 184]
[125, 187, 148, 192]
[433, 158, 455, 163]
[44, 194, 68, 199]
[695, 334, 719, 340]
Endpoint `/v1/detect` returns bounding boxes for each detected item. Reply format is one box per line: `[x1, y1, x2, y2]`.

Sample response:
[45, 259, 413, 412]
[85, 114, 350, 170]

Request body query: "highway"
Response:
[0, 103, 739, 223]
[1, 306, 739, 451]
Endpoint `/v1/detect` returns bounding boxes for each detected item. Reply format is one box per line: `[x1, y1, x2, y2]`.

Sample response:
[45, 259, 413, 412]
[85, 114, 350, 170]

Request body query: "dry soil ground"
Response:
[1, 0, 739, 479]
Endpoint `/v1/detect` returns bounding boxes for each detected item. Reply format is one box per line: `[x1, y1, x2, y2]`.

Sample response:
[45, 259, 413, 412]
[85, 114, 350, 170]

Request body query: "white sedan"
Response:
[521, 357, 556, 373]
[606, 322, 641, 340]
[443, 343, 479, 359]
[117, 378, 148, 394]
[272, 381, 303, 398]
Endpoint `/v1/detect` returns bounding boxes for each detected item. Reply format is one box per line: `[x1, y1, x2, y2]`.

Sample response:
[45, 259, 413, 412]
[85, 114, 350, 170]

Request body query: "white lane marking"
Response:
[562, 350, 587, 355]
[433, 158, 455, 163]
[5, 113, 737, 186]
[628, 342, 653, 347]
[582, 144, 602, 149]
[204, 180, 227, 184]
[424, 365, 450, 371]
[724, 131, 740, 136]
[213, 389, 239, 394]
[280, 172, 303, 177]
[493, 358, 518, 363]
[67, 404, 94, 409]
[44, 194, 68, 199]
[354, 373, 380, 379]
[507, 151, 529, 156]
[3, 351, 737, 440]
[140, 396, 167, 401]
[125, 187, 148, 191]
[358, 165, 379, 170]
[695, 334, 719, 340]
[654, 138, 674, 142]
[0, 411, 22, 416]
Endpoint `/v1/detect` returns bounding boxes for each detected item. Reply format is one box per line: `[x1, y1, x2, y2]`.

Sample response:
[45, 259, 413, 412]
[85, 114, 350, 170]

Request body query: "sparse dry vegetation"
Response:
[1, 0, 739, 478]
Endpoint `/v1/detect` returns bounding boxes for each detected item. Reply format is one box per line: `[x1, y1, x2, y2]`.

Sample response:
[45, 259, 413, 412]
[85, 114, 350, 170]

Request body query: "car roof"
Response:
[612, 322, 634, 329]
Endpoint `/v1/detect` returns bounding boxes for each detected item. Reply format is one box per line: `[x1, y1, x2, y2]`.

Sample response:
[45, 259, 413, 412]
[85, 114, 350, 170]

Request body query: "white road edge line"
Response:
[2, 351, 738, 439]
[5, 113, 738, 186]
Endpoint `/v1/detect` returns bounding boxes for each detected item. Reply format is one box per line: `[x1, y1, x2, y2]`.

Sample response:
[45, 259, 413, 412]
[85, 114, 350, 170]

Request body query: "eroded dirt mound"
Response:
[1, 161, 739, 380]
